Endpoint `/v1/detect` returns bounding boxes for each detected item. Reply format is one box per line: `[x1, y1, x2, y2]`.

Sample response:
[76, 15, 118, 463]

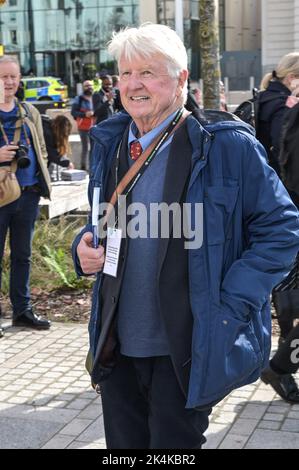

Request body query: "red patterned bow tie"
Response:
[129, 141, 143, 160]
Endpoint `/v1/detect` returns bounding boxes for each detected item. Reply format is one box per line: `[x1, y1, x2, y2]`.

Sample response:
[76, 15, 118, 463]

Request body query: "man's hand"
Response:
[105, 91, 114, 102]
[85, 111, 94, 118]
[77, 232, 105, 274]
[0, 144, 19, 163]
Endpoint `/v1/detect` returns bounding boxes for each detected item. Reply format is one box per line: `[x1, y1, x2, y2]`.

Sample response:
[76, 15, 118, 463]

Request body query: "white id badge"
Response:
[103, 227, 122, 278]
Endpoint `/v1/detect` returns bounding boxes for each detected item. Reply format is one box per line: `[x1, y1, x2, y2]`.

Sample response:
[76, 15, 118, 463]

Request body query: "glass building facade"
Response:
[156, 0, 201, 79]
[0, 1, 205, 91]
[0, 0, 139, 92]
[3, 1, 259, 92]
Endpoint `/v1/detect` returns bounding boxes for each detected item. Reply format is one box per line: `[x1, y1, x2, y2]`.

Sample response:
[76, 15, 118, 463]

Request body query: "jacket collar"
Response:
[89, 110, 256, 176]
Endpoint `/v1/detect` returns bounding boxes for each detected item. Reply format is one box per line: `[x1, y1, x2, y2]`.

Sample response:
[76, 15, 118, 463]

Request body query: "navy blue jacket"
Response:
[72, 112, 299, 408]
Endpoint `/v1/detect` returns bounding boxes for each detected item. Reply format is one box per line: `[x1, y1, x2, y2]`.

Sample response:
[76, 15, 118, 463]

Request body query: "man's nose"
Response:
[126, 72, 144, 88]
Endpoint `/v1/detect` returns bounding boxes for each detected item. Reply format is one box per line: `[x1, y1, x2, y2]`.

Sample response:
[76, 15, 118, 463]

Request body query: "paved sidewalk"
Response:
[0, 322, 298, 449]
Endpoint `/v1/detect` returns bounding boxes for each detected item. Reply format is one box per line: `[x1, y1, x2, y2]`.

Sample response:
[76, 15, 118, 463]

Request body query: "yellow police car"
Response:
[22, 77, 68, 103]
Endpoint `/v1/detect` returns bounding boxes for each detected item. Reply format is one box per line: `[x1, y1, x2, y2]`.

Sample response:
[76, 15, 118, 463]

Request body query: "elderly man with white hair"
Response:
[72, 24, 299, 449]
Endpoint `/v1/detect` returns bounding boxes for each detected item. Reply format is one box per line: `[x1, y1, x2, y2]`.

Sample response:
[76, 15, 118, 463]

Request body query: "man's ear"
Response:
[176, 69, 188, 96]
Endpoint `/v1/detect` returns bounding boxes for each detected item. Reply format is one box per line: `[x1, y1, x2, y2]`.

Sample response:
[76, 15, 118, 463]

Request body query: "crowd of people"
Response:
[70, 74, 123, 170]
[0, 23, 299, 449]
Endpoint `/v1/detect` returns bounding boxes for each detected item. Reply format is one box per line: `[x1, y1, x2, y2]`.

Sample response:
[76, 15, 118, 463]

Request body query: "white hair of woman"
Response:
[108, 23, 188, 100]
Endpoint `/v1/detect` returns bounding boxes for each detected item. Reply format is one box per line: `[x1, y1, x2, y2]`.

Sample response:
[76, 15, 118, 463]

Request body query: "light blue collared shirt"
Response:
[127, 110, 178, 161]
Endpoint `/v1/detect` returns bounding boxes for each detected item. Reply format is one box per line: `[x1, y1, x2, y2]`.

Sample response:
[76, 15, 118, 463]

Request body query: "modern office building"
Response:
[0, 0, 271, 92]
[0, 0, 139, 92]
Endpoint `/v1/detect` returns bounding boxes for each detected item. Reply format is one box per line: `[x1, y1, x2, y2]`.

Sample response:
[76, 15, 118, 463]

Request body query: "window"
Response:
[10, 30, 17, 44]
[25, 80, 37, 90]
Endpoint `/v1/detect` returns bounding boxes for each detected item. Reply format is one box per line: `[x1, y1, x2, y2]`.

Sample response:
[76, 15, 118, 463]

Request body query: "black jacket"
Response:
[257, 80, 291, 176]
[93, 90, 117, 125]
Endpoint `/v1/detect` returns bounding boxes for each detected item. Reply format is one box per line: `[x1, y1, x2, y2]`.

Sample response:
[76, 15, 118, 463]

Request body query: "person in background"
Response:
[72, 24, 299, 449]
[219, 80, 228, 112]
[112, 74, 120, 89]
[15, 80, 25, 101]
[92, 73, 102, 93]
[261, 323, 299, 403]
[258, 52, 299, 344]
[112, 74, 123, 112]
[258, 52, 299, 403]
[191, 87, 203, 108]
[42, 114, 74, 181]
[0, 56, 51, 330]
[185, 78, 204, 114]
[93, 74, 117, 125]
[257, 52, 299, 177]
[71, 80, 95, 170]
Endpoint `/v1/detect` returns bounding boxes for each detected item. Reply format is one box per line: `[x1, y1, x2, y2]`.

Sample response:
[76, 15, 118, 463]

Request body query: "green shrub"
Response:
[1, 217, 93, 293]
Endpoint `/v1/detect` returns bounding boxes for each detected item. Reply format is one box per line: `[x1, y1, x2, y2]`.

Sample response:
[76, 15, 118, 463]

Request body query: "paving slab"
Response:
[0, 416, 63, 449]
[1, 323, 298, 449]
[245, 429, 299, 449]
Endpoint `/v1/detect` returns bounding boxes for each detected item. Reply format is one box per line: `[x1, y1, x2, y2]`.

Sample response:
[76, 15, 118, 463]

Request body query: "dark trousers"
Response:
[78, 130, 91, 170]
[0, 191, 40, 316]
[271, 323, 299, 375]
[273, 253, 299, 338]
[100, 354, 211, 449]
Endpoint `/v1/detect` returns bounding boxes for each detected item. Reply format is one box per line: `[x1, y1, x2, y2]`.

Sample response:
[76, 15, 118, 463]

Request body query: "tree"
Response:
[199, 0, 221, 109]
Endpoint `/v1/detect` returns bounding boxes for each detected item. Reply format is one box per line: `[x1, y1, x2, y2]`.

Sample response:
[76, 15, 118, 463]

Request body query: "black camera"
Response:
[15, 144, 31, 169]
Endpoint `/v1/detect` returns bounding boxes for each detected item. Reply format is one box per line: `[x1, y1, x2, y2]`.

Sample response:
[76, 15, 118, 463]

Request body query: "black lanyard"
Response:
[0, 101, 31, 147]
[115, 107, 184, 198]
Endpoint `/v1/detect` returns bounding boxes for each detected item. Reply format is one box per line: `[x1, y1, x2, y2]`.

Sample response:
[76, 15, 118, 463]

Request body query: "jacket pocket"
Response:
[203, 304, 262, 398]
[204, 186, 239, 302]
[204, 186, 239, 245]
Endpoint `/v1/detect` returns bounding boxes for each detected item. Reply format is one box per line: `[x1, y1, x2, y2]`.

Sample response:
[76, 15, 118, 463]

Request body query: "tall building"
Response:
[0, 0, 139, 92]
[2, 0, 287, 93]
[261, 0, 299, 73]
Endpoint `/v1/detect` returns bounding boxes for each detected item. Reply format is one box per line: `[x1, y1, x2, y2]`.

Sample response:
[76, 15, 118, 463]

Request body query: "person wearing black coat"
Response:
[93, 75, 117, 125]
[259, 52, 299, 403]
[257, 80, 291, 176]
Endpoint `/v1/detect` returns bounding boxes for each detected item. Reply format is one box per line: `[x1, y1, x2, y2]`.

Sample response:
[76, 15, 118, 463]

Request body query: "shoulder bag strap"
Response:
[10, 119, 23, 174]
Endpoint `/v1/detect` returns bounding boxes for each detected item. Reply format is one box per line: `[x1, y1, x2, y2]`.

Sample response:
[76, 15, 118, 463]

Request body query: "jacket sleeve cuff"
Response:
[71, 226, 92, 277]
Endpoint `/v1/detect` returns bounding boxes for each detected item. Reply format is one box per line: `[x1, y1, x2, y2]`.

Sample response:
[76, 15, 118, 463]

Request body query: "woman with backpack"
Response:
[257, 52, 299, 177]
[258, 52, 299, 402]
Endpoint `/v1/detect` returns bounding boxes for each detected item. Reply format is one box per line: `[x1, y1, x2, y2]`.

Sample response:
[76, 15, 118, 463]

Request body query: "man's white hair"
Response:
[108, 23, 188, 79]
